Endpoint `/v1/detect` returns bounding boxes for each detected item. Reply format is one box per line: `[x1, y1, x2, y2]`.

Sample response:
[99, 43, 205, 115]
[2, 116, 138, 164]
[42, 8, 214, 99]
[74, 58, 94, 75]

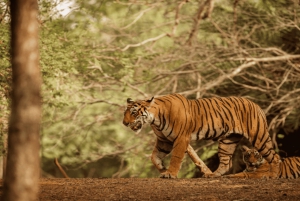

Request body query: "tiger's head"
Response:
[123, 97, 154, 133]
[242, 145, 265, 172]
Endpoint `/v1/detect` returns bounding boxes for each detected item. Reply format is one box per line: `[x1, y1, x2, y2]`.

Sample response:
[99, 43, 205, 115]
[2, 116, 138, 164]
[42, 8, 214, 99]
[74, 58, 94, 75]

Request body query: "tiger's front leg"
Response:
[159, 136, 189, 179]
[151, 139, 173, 175]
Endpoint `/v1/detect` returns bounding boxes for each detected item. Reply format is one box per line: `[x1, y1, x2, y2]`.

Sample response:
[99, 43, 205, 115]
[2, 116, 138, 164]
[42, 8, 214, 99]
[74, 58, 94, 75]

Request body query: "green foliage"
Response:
[0, 19, 10, 157]
[1, 0, 300, 178]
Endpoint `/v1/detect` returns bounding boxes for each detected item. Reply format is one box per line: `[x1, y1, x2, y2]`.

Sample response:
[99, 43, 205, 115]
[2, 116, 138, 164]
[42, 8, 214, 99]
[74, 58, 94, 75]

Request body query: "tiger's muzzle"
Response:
[123, 120, 143, 132]
[130, 121, 143, 132]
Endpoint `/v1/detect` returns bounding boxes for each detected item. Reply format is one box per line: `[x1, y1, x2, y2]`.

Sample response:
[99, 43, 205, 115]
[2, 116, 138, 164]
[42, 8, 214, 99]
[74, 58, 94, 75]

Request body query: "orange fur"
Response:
[123, 94, 280, 178]
[227, 146, 300, 179]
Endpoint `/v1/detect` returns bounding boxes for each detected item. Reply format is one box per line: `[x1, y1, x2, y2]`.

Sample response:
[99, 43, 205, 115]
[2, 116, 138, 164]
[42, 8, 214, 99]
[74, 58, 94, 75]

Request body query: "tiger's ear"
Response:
[146, 96, 154, 103]
[127, 98, 134, 104]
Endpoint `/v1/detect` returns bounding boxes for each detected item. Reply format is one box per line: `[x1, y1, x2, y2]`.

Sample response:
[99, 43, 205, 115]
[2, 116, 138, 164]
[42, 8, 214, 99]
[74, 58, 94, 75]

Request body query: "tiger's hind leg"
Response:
[204, 134, 242, 178]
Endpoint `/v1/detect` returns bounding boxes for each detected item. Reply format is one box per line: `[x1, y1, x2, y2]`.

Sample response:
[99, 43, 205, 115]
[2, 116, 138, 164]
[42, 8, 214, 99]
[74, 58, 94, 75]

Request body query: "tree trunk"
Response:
[2, 0, 41, 200]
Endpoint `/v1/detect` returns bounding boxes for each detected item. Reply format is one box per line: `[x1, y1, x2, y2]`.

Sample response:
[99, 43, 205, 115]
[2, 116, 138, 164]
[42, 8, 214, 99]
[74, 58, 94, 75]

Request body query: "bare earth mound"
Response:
[1, 178, 300, 200]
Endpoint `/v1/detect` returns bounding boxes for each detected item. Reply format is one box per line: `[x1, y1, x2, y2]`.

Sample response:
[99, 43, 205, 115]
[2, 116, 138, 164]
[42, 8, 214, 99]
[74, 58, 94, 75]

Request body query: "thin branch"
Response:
[96, 144, 140, 160]
[75, 144, 140, 169]
[125, 82, 149, 98]
[170, 0, 189, 37]
[232, 54, 300, 62]
[276, 67, 292, 96]
[227, 76, 269, 93]
[157, 69, 204, 75]
[121, 7, 153, 30]
[264, 88, 300, 114]
[156, 76, 177, 95]
[244, 72, 277, 88]
[186, 0, 214, 45]
[0, 3, 8, 23]
[210, 19, 231, 39]
[121, 33, 167, 51]
[81, 99, 123, 107]
[180, 61, 257, 96]
[73, 103, 86, 121]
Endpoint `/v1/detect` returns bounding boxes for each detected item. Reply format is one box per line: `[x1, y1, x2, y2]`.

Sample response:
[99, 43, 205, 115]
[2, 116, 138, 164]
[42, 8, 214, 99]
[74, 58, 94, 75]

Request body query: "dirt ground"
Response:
[1, 177, 300, 201]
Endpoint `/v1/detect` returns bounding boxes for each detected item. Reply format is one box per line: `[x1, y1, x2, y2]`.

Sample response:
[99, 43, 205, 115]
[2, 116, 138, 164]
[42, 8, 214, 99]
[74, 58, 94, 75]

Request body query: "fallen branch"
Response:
[54, 158, 70, 178]
[186, 144, 212, 175]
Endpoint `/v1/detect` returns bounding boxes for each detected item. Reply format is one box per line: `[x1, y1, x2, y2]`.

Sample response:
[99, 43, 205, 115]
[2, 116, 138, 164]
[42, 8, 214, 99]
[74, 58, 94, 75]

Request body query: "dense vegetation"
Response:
[0, 0, 300, 178]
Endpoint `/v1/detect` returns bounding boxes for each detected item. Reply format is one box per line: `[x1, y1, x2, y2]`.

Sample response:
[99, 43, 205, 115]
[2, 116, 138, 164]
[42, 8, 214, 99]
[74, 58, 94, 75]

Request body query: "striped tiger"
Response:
[122, 93, 280, 178]
[228, 145, 300, 179]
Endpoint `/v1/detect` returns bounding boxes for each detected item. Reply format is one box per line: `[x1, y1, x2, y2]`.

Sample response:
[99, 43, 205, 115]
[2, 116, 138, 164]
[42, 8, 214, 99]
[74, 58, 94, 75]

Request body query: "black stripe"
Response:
[157, 146, 171, 154]
[195, 99, 201, 115]
[252, 116, 260, 147]
[201, 99, 212, 139]
[218, 146, 233, 156]
[167, 120, 175, 137]
[204, 99, 217, 138]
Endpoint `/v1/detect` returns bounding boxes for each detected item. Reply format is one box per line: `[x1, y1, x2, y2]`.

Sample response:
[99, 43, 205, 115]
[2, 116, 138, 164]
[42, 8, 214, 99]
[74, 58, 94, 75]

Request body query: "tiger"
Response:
[227, 146, 300, 179]
[242, 145, 266, 172]
[122, 93, 280, 178]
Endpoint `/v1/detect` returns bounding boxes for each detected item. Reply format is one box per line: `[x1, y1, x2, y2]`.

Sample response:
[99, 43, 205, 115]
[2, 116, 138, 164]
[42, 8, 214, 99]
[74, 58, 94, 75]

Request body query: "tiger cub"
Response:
[228, 146, 300, 179]
[242, 145, 268, 172]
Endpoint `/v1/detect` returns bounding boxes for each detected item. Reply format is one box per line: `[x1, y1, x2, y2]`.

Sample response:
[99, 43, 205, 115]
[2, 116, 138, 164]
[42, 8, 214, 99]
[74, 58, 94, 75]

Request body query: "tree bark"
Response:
[2, 0, 41, 201]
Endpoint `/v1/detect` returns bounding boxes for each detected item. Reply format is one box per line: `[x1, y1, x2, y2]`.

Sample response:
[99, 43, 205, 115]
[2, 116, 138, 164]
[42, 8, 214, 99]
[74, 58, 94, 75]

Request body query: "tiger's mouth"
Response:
[130, 121, 143, 132]
[246, 163, 258, 171]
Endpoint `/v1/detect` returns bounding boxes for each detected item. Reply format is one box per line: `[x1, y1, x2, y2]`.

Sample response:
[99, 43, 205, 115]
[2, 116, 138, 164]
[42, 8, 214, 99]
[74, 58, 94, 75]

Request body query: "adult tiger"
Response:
[122, 93, 280, 178]
[228, 146, 300, 179]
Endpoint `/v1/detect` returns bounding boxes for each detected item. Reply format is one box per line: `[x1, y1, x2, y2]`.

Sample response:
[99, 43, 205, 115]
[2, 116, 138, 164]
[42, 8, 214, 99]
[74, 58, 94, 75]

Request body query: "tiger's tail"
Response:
[279, 157, 300, 179]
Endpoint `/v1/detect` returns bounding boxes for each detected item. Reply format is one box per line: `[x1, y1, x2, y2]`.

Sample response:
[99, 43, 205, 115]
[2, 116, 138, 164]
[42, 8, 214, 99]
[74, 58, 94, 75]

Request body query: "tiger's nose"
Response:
[123, 121, 129, 126]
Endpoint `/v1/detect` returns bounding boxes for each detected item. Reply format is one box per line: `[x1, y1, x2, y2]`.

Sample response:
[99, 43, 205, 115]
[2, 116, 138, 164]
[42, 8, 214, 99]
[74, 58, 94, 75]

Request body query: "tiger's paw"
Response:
[269, 154, 281, 179]
[203, 172, 222, 178]
[222, 172, 247, 178]
[222, 174, 237, 178]
[159, 171, 177, 179]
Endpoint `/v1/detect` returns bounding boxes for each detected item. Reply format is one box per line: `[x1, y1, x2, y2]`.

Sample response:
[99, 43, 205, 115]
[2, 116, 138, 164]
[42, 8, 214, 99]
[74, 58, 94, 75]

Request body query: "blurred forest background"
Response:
[0, 0, 300, 178]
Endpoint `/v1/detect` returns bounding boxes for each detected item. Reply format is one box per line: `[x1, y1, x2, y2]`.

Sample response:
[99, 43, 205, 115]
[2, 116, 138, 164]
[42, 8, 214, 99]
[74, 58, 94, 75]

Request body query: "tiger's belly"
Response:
[153, 121, 243, 142]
